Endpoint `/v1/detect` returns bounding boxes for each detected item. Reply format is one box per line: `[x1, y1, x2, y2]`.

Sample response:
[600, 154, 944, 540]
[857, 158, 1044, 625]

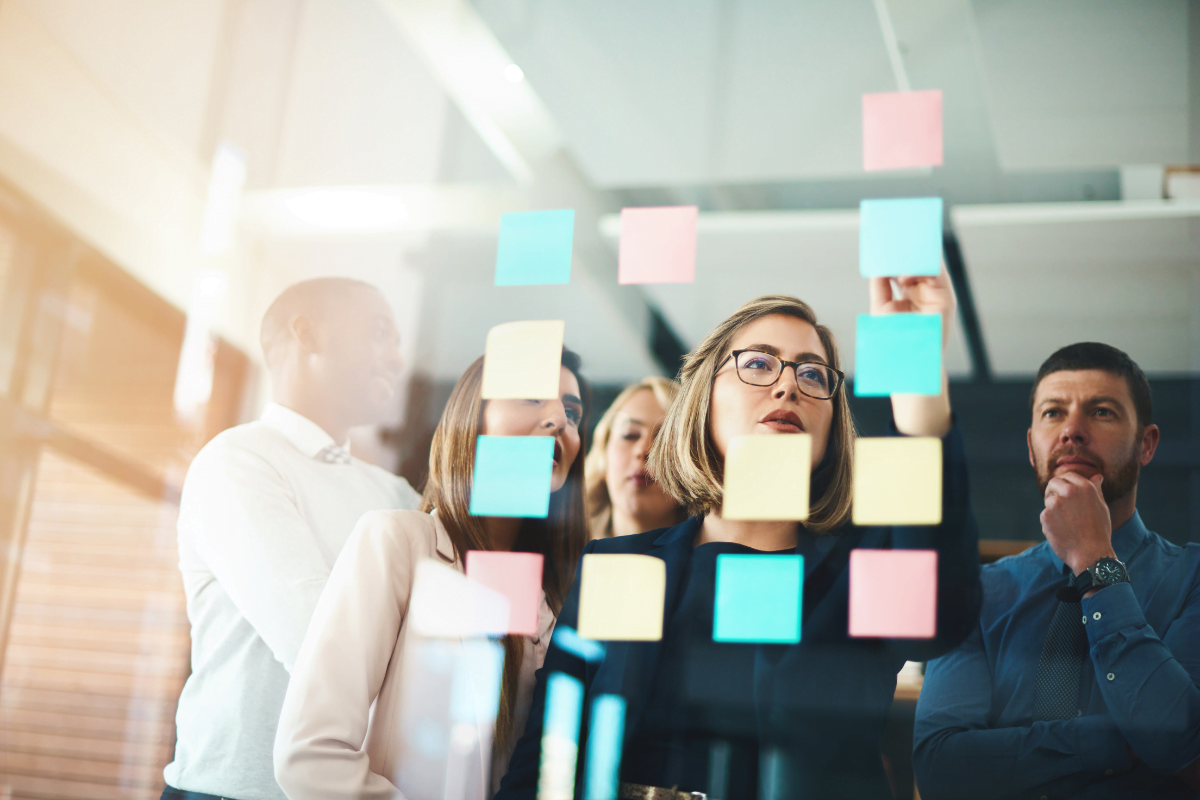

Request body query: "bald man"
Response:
[163, 278, 420, 800]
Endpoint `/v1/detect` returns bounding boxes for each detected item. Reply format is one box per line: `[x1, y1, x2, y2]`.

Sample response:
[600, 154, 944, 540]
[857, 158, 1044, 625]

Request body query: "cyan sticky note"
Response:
[853, 313, 942, 396]
[469, 436, 554, 517]
[713, 555, 803, 644]
[539, 672, 584, 800]
[495, 209, 574, 285]
[584, 695, 626, 800]
[859, 198, 943, 278]
[551, 626, 606, 663]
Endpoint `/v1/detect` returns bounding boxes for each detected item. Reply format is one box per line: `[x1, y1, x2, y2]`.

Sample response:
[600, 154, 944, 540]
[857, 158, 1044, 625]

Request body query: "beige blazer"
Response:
[273, 510, 556, 800]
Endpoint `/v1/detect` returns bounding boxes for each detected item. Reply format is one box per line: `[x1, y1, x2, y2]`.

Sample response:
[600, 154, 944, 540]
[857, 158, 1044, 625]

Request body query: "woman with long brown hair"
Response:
[497, 273, 983, 800]
[273, 349, 590, 800]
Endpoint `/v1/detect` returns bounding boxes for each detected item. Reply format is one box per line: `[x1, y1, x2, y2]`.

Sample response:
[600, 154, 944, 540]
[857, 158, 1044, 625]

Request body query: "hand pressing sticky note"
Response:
[617, 205, 698, 285]
[853, 438, 942, 526]
[849, 549, 937, 638]
[859, 198, 943, 278]
[853, 314, 942, 397]
[577, 554, 665, 641]
[722, 434, 812, 521]
[495, 209, 574, 285]
[466, 551, 544, 636]
[714, 554, 804, 643]
[862, 90, 943, 171]
[469, 436, 554, 518]
[481, 320, 564, 400]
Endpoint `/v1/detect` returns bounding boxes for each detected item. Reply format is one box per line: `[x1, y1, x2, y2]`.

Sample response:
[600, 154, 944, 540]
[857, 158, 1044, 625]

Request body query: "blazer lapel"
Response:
[609, 516, 702, 735]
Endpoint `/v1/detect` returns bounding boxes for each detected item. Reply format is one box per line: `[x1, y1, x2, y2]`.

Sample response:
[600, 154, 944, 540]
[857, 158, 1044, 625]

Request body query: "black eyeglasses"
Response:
[717, 350, 844, 400]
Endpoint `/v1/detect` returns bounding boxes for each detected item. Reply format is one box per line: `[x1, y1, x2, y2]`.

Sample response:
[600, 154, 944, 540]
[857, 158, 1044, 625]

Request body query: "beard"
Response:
[1034, 441, 1141, 504]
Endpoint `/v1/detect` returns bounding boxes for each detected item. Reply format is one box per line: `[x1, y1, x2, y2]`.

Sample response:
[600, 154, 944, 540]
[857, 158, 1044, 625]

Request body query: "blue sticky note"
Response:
[853, 314, 943, 397]
[584, 695, 627, 800]
[859, 198, 943, 278]
[496, 209, 575, 285]
[552, 626, 606, 663]
[713, 554, 803, 643]
[469, 436, 554, 517]
[539, 673, 584, 799]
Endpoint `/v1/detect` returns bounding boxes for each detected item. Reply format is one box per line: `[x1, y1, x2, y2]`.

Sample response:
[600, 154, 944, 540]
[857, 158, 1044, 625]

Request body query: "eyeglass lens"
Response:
[735, 351, 836, 397]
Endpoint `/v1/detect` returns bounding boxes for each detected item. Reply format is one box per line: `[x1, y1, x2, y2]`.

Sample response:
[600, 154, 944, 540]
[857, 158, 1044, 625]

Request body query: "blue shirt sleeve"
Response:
[1083, 579, 1200, 774]
[913, 620, 1133, 800]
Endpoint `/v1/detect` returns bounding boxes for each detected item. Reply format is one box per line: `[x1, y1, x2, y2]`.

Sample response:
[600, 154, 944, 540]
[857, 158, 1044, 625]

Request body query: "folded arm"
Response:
[914, 622, 1131, 800]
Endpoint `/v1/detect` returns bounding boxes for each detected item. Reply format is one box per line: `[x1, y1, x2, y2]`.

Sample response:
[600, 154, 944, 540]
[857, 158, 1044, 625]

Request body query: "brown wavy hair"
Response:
[648, 295, 856, 533]
[418, 349, 591, 754]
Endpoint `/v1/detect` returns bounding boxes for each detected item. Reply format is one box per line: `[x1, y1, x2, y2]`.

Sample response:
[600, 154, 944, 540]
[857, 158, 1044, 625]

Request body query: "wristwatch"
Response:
[1070, 557, 1130, 597]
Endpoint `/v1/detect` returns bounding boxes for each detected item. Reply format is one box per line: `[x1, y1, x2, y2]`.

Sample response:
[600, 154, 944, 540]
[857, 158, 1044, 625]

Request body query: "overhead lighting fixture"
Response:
[504, 63, 524, 83]
[285, 189, 407, 230]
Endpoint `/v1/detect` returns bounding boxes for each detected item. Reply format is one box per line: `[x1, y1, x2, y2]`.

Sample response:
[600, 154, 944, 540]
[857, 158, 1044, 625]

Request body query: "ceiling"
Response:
[0, 0, 1196, 388]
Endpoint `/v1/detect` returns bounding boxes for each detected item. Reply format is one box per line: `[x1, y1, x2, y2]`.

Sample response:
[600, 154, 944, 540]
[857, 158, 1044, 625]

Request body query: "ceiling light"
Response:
[285, 189, 407, 230]
[504, 63, 524, 83]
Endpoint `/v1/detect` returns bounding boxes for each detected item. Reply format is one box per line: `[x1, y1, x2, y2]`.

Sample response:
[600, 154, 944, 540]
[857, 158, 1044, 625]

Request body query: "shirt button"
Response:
[1093, 612, 1102, 620]
[1107, 672, 1116, 681]
[1040, 795, 1048, 800]
[1105, 769, 1114, 775]
[1081, 615, 1087, 624]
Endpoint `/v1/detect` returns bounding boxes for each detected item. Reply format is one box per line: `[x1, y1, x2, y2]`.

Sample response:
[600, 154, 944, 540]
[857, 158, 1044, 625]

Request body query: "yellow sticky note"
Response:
[852, 437, 942, 525]
[722, 434, 811, 521]
[577, 554, 665, 641]
[481, 320, 565, 400]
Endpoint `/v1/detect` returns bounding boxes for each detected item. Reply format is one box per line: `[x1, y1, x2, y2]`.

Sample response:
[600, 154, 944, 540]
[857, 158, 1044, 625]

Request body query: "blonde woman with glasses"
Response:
[585, 377, 685, 539]
[496, 271, 982, 800]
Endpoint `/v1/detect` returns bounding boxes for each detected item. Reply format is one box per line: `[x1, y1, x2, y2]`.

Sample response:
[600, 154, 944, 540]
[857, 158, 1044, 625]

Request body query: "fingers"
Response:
[868, 277, 893, 314]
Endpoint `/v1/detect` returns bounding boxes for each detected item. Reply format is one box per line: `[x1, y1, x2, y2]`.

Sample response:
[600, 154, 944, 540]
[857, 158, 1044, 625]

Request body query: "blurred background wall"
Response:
[0, 1, 1196, 798]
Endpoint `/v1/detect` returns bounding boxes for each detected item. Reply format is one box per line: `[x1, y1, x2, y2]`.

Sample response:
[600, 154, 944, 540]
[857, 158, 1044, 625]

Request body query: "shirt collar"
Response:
[260, 402, 350, 459]
[1046, 509, 1149, 573]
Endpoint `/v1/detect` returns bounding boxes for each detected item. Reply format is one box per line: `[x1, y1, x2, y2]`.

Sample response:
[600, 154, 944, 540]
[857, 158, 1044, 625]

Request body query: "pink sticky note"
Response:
[862, 90, 943, 171]
[848, 549, 937, 638]
[617, 206, 698, 285]
[466, 551, 544, 636]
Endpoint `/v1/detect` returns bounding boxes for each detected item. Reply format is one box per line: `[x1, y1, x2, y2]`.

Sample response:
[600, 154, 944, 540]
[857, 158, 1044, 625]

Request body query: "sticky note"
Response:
[552, 626, 606, 662]
[721, 434, 812, 521]
[495, 209, 574, 285]
[469, 436, 554, 518]
[853, 314, 942, 396]
[577, 554, 666, 641]
[848, 549, 937, 638]
[408, 559, 510, 638]
[466, 551, 544, 636]
[859, 198, 943, 278]
[714, 554, 804, 643]
[617, 205, 698, 285]
[538, 672, 584, 800]
[862, 90, 943, 171]
[481, 320, 565, 400]
[584, 695, 627, 800]
[853, 438, 942, 525]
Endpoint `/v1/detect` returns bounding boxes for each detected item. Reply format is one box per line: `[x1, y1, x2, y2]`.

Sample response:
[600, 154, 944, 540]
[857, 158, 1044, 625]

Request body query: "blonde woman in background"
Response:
[584, 376, 686, 539]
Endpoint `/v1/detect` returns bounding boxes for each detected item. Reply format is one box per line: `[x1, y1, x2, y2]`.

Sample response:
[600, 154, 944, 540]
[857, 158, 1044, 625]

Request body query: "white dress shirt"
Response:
[165, 403, 421, 800]
[273, 510, 556, 800]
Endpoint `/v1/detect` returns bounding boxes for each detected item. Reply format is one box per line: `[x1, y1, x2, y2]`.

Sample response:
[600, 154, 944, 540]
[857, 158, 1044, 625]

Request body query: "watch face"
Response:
[1093, 559, 1126, 584]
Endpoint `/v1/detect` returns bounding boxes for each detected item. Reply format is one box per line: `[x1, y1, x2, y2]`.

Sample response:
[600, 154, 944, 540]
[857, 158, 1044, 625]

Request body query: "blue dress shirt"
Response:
[914, 511, 1200, 799]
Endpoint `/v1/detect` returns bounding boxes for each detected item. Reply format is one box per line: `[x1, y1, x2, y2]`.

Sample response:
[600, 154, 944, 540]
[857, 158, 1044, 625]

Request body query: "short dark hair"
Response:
[1029, 342, 1152, 427]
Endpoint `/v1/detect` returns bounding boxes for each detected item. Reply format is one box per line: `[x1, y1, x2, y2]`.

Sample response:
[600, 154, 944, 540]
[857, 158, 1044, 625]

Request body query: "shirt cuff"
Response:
[1081, 582, 1144, 642]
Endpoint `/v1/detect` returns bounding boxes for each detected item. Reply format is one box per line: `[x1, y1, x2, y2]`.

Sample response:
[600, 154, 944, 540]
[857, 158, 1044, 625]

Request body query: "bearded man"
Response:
[913, 342, 1200, 800]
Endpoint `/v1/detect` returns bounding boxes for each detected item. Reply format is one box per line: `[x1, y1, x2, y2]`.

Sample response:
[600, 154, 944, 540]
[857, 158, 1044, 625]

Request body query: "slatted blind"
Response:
[0, 247, 249, 799]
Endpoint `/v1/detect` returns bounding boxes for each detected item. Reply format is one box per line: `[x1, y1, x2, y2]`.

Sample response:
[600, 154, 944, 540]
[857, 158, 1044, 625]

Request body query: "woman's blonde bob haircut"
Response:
[648, 295, 856, 533]
[584, 376, 681, 539]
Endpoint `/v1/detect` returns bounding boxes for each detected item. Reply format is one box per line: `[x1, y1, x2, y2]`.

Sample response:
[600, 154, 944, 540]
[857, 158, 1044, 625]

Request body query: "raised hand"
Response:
[868, 262, 958, 347]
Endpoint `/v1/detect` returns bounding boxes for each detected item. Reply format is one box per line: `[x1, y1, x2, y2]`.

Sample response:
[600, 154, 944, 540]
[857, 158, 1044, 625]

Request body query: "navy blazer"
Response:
[495, 423, 982, 799]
